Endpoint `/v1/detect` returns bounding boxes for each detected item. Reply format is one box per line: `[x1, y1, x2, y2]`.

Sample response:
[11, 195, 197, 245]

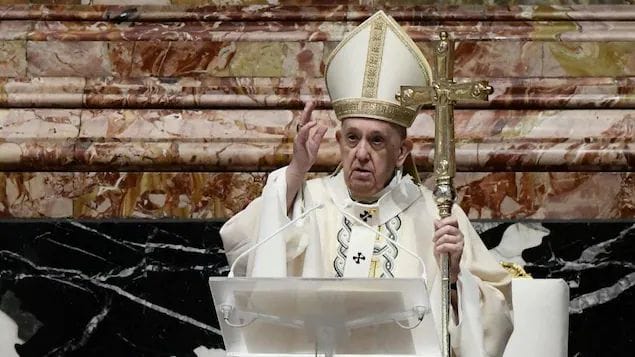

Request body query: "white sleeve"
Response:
[449, 206, 514, 357]
[219, 166, 311, 277]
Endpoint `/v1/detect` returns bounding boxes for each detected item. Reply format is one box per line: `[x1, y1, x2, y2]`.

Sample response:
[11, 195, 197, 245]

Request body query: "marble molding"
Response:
[2, 77, 635, 109]
[0, 39, 634, 78]
[0, 219, 632, 356]
[2, 3, 635, 22]
[0, 20, 633, 42]
[0, 41, 26, 78]
[0, 108, 632, 171]
[0, 171, 632, 219]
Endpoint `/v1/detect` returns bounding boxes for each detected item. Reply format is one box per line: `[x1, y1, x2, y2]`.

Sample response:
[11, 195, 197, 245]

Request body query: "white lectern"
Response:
[209, 277, 441, 357]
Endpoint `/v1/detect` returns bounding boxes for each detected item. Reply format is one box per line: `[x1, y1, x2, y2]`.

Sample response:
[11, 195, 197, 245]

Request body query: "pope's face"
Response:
[336, 118, 412, 201]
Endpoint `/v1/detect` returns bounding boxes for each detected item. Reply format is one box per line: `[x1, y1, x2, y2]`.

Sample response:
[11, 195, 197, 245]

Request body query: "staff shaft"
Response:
[433, 31, 455, 357]
[398, 31, 493, 357]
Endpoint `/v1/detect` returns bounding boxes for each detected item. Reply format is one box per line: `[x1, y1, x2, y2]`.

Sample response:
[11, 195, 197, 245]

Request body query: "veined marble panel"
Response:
[107, 41, 324, 78]
[0, 171, 631, 219]
[451, 172, 634, 220]
[0, 172, 269, 218]
[1, 108, 632, 171]
[450, 41, 635, 78]
[26, 41, 111, 77]
[92, 0, 170, 5]
[15, 20, 635, 42]
[15, 39, 635, 78]
[0, 21, 30, 41]
[2, 3, 635, 22]
[0, 77, 86, 107]
[0, 41, 27, 78]
[4, 76, 635, 109]
[0, 219, 632, 356]
[0, 109, 79, 170]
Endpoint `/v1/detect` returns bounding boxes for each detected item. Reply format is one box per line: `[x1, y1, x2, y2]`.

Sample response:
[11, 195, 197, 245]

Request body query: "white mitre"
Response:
[325, 10, 433, 128]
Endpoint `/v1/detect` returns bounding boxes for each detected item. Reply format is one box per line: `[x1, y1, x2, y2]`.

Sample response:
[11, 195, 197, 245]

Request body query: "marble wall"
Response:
[0, 0, 634, 356]
[0, 220, 632, 356]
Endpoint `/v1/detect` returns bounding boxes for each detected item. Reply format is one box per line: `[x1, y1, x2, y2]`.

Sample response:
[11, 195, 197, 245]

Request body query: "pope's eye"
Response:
[371, 136, 384, 145]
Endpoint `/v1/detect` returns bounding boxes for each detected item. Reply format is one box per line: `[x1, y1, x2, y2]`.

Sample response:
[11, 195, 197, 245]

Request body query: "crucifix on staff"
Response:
[398, 31, 494, 357]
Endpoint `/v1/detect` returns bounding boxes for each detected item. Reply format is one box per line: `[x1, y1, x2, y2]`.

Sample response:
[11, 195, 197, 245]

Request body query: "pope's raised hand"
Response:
[288, 102, 328, 175]
[285, 102, 328, 212]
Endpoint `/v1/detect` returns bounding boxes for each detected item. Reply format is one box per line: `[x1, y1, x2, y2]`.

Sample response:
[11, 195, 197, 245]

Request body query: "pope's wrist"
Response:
[287, 161, 309, 178]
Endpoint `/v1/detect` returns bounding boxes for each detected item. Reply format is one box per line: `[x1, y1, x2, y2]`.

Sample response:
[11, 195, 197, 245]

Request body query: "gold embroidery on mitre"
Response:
[323, 11, 432, 128]
[333, 98, 416, 128]
[362, 17, 387, 98]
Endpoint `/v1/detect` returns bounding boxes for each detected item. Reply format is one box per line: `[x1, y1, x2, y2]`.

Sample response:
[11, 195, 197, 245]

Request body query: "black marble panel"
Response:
[0, 220, 227, 357]
[0, 219, 633, 357]
[477, 222, 635, 357]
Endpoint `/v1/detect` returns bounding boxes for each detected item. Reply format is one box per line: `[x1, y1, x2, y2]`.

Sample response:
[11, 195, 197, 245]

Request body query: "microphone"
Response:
[228, 203, 324, 278]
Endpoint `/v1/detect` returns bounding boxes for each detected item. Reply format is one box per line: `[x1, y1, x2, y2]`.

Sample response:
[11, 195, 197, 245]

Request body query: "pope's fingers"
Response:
[312, 124, 328, 141]
[435, 242, 464, 256]
[299, 101, 316, 125]
[296, 120, 318, 142]
[434, 217, 459, 229]
[434, 233, 462, 246]
[307, 125, 328, 154]
[433, 225, 461, 241]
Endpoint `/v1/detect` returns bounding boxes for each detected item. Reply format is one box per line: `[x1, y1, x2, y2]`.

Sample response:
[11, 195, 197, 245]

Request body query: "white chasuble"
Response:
[343, 225, 375, 277]
[221, 166, 514, 357]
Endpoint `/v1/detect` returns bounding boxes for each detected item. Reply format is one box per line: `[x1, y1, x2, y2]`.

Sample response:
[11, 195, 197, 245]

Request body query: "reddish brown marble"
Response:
[0, 77, 85, 107]
[20, 20, 635, 43]
[13, 39, 635, 79]
[0, 171, 631, 220]
[0, 1, 633, 222]
[0, 108, 632, 171]
[2, 4, 635, 22]
[26, 41, 111, 77]
[2, 77, 635, 109]
[107, 40, 324, 78]
[433, 171, 635, 220]
[0, 41, 27, 78]
[0, 20, 30, 41]
[0, 109, 79, 170]
[28, 20, 352, 42]
[70, 171, 266, 219]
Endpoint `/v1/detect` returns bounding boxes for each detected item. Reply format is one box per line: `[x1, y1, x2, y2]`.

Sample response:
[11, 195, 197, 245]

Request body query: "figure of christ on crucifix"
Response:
[221, 11, 513, 357]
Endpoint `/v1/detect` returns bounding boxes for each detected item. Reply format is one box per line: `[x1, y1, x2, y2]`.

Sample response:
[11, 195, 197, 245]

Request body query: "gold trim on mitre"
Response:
[333, 98, 416, 128]
[324, 10, 432, 128]
[361, 16, 387, 99]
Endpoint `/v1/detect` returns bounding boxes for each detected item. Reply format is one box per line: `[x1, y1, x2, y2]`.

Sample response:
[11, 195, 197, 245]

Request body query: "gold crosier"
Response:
[397, 31, 493, 357]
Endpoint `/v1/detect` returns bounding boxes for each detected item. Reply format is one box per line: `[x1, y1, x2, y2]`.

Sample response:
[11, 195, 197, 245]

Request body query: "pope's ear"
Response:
[335, 130, 342, 143]
[397, 138, 413, 166]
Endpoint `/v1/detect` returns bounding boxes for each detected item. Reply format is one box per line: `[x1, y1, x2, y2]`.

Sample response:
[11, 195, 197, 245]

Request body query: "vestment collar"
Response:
[324, 169, 422, 226]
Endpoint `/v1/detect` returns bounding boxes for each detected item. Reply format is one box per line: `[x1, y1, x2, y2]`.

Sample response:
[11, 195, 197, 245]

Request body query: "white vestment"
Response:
[221, 167, 513, 357]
